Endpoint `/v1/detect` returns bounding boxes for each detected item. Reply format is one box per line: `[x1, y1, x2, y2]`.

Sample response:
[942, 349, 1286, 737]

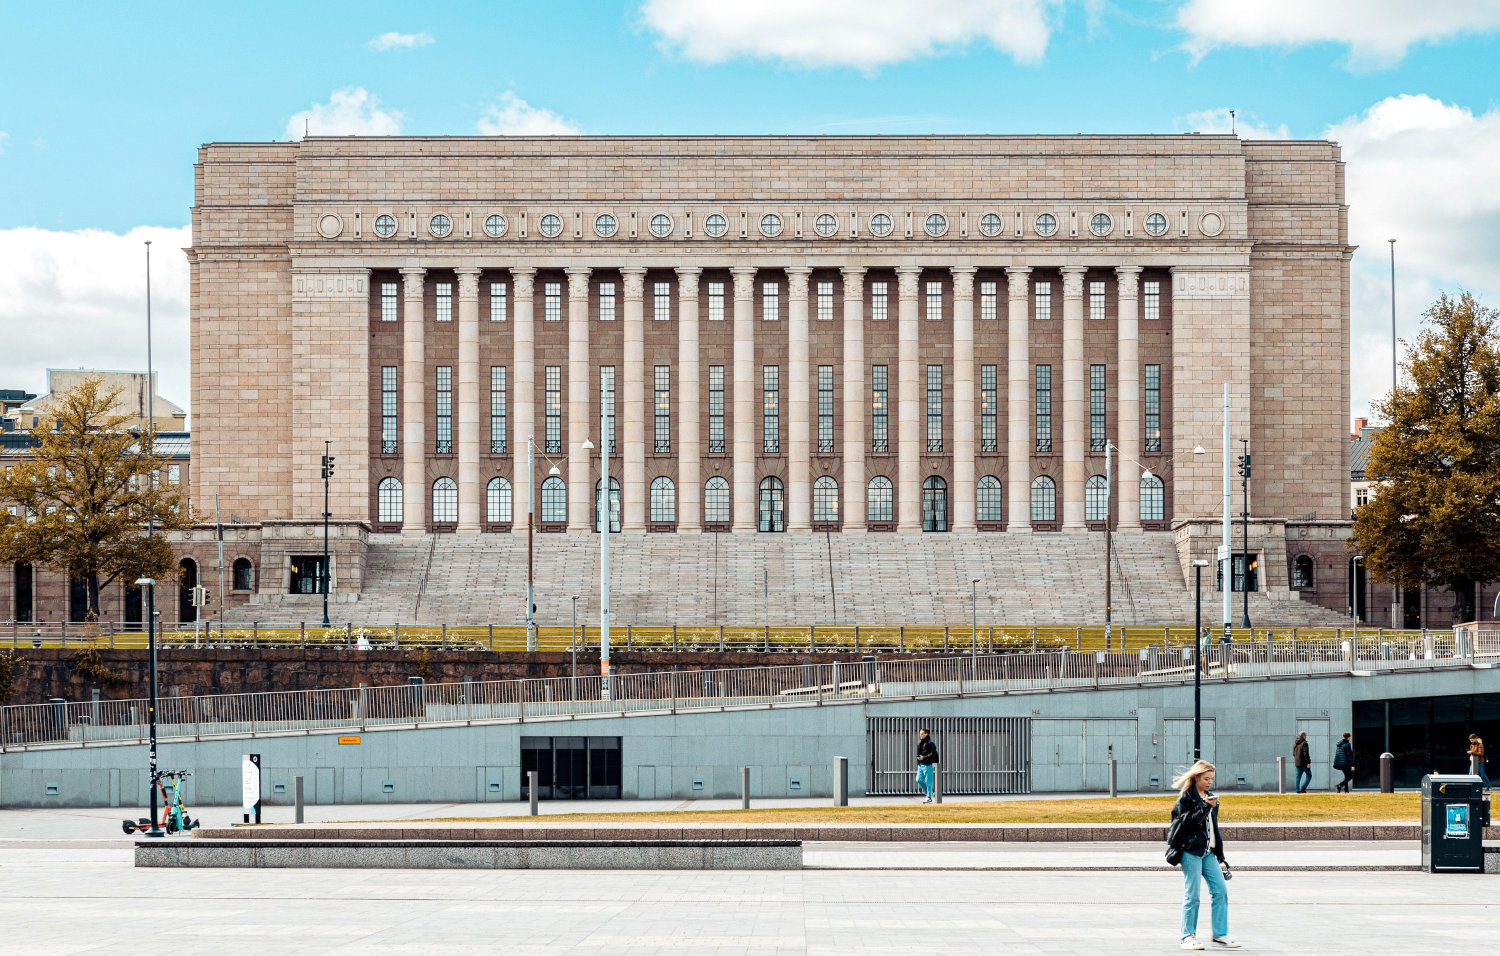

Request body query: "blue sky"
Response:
[1, 0, 1498, 425]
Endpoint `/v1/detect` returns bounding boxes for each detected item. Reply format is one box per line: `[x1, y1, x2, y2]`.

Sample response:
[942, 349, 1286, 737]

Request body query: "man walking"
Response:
[1469, 734, 1490, 790]
[1293, 732, 1312, 793]
[916, 728, 939, 804]
[1333, 732, 1354, 793]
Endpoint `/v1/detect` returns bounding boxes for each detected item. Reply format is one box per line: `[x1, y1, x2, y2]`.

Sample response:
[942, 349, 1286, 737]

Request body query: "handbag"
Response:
[1165, 816, 1184, 867]
[1166, 845, 1184, 867]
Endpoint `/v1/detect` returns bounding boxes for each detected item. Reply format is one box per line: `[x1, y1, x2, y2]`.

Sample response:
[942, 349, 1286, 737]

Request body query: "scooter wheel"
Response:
[121, 821, 136, 835]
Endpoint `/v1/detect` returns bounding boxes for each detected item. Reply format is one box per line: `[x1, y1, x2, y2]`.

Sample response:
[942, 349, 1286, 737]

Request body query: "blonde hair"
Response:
[1172, 759, 1216, 793]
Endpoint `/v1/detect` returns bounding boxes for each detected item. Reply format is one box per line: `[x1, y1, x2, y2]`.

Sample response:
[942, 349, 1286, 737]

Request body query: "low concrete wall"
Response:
[137, 839, 802, 870]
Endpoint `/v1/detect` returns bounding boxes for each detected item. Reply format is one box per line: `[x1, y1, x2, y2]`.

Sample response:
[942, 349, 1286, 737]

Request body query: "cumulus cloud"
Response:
[1175, 107, 1290, 140]
[0, 225, 192, 420]
[283, 87, 404, 141]
[1176, 0, 1500, 68]
[476, 93, 582, 136]
[368, 31, 434, 52]
[640, 0, 1061, 70]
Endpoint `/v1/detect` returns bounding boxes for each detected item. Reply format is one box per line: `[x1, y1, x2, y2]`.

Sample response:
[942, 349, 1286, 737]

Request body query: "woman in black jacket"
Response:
[1333, 732, 1355, 792]
[1169, 760, 1238, 950]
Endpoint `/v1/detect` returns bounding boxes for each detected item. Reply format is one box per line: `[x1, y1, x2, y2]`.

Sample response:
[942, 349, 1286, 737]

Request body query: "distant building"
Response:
[1349, 417, 1382, 515]
[4, 369, 186, 434]
[0, 389, 37, 431]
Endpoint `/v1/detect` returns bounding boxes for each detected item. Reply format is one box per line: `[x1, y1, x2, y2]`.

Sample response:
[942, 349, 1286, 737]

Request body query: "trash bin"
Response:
[1421, 774, 1487, 872]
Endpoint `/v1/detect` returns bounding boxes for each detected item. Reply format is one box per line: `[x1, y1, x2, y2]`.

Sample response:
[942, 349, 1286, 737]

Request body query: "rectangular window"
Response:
[435, 366, 453, 453]
[1144, 280, 1161, 322]
[925, 281, 943, 321]
[817, 365, 835, 454]
[653, 281, 671, 322]
[871, 281, 889, 321]
[545, 366, 562, 454]
[707, 281, 725, 322]
[598, 281, 616, 322]
[1216, 554, 1259, 593]
[817, 281, 834, 321]
[762, 282, 779, 321]
[490, 366, 507, 454]
[980, 364, 998, 452]
[1145, 364, 1161, 452]
[600, 366, 616, 454]
[980, 281, 998, 321]
[380, 366, 398, 453]
[762, 365, 780, 453]
[380, 282, 397, 322]
[1089, 280, 1106, 321]
[926, 364, 944, 452]
[654, 365, 671, 453]
[435, 282, 452, 322]
[167, 464, 180, 486]
[1355, 487, 1369, 508]
[708, 365, 725, 454]
[1035, 365, 1052, 452]
[1090, 364, 1107, 452]
[871, 365, 889, 453]
[489, 282, 508, 322]
[544, 281, 562, 322]
[1034, 281, 1052, 321]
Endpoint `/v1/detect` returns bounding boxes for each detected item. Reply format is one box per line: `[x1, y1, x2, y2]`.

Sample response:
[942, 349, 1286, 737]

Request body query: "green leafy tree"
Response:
[0, 377, 192, 619]
[1351, 292, 1500, 616]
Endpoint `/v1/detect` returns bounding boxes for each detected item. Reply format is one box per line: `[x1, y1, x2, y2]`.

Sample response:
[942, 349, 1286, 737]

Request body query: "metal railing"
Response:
[3, 635, 1494, 752]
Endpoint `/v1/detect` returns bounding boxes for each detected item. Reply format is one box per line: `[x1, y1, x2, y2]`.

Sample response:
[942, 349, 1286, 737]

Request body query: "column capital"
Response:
[786, 266, 811, 299]
[730, 265, 757, 299]
[674, 266, 702, 296]
[1060, 265, 1087, 299]
[511, 267, 536, 298]
[565, 265, 592, 298]
[621, 265, 647, 298]
[399, 267, 426, 297]
[455, 267, 482, 298]
[1005, 265, 1033, 288]
[1114, 264, 1142, 298]
[951, 265, 977, 299]
[895, 265, 921, 299]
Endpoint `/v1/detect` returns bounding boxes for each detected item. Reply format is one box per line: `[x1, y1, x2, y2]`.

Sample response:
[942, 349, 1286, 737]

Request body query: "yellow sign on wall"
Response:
[337, 736, 361, 745]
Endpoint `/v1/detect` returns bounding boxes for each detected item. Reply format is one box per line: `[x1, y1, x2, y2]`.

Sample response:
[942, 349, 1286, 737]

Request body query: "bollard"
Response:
[1108, 758, 1118, 798]
[294, 775, 305, 824]
[833, 756, 849, 807]
[741, 767, 750, 810]
[933, 766, 943, 804]
[1277, 756, 1286, 794]
[528, 771, 539, 816]
[1380, 752, 1395, 793]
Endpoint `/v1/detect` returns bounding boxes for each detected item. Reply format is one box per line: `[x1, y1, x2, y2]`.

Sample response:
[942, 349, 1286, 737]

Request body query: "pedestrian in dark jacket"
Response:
[1293, 732, 1312, 793]
[915, 728, 939, 803]
[1333, 733, 1354, 792]
[1169, 760, 1238, 950]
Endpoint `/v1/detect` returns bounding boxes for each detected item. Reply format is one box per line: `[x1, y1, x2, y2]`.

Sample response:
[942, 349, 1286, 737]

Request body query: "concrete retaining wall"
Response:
[136, 839, 802, 870]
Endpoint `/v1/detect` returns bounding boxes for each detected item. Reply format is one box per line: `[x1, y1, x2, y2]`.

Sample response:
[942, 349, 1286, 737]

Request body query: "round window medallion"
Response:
[869, 213, 894, 237]
[1199, 212, 1224, 237]
[484, 214, 507, 238]
[649, 213, 673, 238]
[979, 213, 1003, 237]
[704, 213, 728, 238]
[429, 214, 452, 238]
[1144, 212, 1168, 237]
[759, 213, 782, 237]
[814, 213, 838, 237]
[316, 214, 342, 239]
[594, 214, 617, 238]
[1035, 213, 1058, 237]
[924, 213, 948, 237]
[1090, 213, 1112, 237]
[539, 214, 563, 238]
[374, 214, 397, 238]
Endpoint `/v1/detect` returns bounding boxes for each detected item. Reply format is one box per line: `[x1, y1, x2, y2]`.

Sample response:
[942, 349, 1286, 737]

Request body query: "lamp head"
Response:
[1191, 560, 1209, 567]
[135, 577, 156, 587]
[1192, 445, 1206, 455]
[581, 439, 594, 450]
[548, 465, 560, 476]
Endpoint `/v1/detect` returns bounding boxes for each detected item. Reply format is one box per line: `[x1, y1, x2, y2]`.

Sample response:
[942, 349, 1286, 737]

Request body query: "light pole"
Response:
[321, 441, 333, 627]
[135, 576, 161, 836]
[1191, 559, 1209, 760]
[1389, 238, 1398, 394]
[1238, 438, 1251, 629]
[599, 395, 612, 701]
[570, 594, 579, 683]
[1221, 382, 1232, 644]
[1351, 555, 1364, 644]
[970, 577, 980, 658]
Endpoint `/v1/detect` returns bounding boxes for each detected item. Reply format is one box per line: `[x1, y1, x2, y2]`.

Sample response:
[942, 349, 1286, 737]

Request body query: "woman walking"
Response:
[1170, 760, 1239, 950]
[1333, 732, 1355, 792]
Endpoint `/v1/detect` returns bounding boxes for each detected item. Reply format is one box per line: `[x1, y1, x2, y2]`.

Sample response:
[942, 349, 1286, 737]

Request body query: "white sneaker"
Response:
[1212, 937, 1241, 949]
[1181, 936, 1205, 950]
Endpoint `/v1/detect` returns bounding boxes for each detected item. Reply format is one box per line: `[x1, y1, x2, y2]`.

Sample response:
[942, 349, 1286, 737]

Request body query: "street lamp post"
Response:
[970, 578, 980, 658]
[1105, 440, 1113, 652]
[570, 594, 579, 683]
[1351, 555, 1364, 644]
[1191, 559, 1209, 760]
[135, 576, 162, 836]
[526, 436, 536, 653]
[321, 441, 334, 627]
[1221, 383, 1232, 644]
[599, 399, 612, 701]
[1239, 438, 1251, 630]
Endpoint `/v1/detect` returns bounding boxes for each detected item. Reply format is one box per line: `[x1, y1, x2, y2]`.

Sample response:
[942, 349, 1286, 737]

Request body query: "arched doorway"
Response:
[178, 558, 198, 623]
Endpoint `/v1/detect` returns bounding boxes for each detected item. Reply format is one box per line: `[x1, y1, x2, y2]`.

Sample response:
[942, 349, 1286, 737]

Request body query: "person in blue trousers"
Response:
[915, 728, 939, 803]
[1293, 732, 1313, 793]
[1170, 760, 1240, 950]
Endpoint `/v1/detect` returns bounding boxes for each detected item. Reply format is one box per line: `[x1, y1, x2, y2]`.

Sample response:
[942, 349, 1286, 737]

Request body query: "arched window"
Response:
[703, 476, 730, 525]
[541, 476, 567, 524]
[1140, 474, 1165, 521]
[813, 476, 839, 524]
[594, 477, 621, 532]
[867, 476, 893, 523]
[377, 477, 403, 524]
[486, 477, 513, 524]
[232, 557, 254, 591]
[1292, 554, 1314, 589]
[1030, 476, 1057, 522]
[759, 476, 785, 532]
[922, 476, 949, 531]
[1085, 474, 1109, 522]
[650, 476, 676, 523]
[178, 558, 198, 623]
[431, 477, 458, 523]
[977, 475, 1003, 523]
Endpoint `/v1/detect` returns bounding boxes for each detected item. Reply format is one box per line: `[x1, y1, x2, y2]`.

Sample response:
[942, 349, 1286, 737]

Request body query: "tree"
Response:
[0, 376, 192, 619]
[1351, 292, 1500, 616]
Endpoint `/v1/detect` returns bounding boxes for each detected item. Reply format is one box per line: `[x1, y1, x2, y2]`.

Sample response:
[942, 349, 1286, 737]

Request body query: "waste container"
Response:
[1421, 774, 1487, 872]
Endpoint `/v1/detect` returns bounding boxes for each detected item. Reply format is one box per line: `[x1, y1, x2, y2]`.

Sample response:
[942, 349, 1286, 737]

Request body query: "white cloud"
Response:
[1176, 0, 1500, 68]
[640, 0, 1061, 70]
[0, 131, 10, 155]
[283, 87, 404, 141]
[1175, 107, 1290, 140]
[0, 225, 192, 420]
[368, 31, 434, 52]
[476, 93, 582, 136]
[1327, 94, 1500, 423]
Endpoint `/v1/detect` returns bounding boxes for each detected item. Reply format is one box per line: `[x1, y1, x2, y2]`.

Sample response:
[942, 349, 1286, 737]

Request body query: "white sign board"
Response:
[241, 754, 261, 815]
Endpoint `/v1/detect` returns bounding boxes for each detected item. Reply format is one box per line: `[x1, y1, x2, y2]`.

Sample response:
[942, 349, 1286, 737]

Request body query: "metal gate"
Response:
[867, 716, 1031, 795]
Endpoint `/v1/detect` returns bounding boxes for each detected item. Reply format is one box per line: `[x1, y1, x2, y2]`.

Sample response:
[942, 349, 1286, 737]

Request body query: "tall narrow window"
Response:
[380, 366, 398, 453]
[871, 365, 889, 453]
[708, 365, 725, 453]
[435, 366, 453, 453]
[871, 281, 889, 320]
[816, 280, 834, 321]
[758, 476, 785, 532]
[980, 364, 998, 452]
[1086, 474, 1109, 522]
[544, 281, 562, 321]
[653, 281, 671, 321]
[1034, 281, 1052, 321]
[545, 365, 562, 454]
[1035, 365, 1052, 452]
[598, 281, 616, 321]
[1144, 280, 1161, 321]
[813, 476, 839, 524]
[600, 366, 616, 454]
[1031, 476, 1057, 522]
[708, 281, 725, 321]
[541, 476, 566, 524]
[594, 478, 621, 533]
[926, 364, 944, 452]
[704, 476, 730, 525]
[380, 282, 398, 322]
[977, 475, 1003, 522]
[650, 476, 676, 523]
[1089, 280, 1106, 321]
[925, 281, 943, 321]
[980, 280, 998, 321]
[377, 477, 402, 524]
[762, 365, 780, 454]
[867, 476, 893, 523]
[490, 366, 507, 454]
[489, 281, 508, 321]
[654, 365, 671, 453]
[922, 476, 948, 532]
[435, 282, 452, 322]
[817, 365, 835, 453]
[762, 281, 780, 321]
[487, 477, 513, 524]
[1141, 474, 1164, 521]
[1089, 364, 1107, 452]
[432, 477, 457, 523]
[1145, 364, 1162, 452]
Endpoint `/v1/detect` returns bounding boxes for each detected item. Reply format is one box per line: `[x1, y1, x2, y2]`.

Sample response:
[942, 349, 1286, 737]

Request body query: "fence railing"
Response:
[3, 633, 1494, 752]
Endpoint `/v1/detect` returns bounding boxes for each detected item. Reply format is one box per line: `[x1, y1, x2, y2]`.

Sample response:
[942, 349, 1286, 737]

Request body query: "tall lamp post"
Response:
[1191, 559, 1209, 760]
[1221, 383, 1232, 644]
[1238, 439, 1251, 629]
[598, 392, 612, 701]
[1351, 554, 1364, 644]
[321, 441, 334, 627]
[970, 577, 980, 658]
[135, 577, 161, 836]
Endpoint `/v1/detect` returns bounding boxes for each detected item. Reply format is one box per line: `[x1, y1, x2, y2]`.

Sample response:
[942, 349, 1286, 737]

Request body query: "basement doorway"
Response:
[520, 736, 622, 799]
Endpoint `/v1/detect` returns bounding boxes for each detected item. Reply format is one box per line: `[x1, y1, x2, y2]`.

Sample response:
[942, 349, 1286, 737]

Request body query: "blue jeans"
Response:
[1181, 850, 1229, 939]
[1295, 767, 1312, 792]
[1475, 762, 1491, 789]
[916, 763, 934, 799]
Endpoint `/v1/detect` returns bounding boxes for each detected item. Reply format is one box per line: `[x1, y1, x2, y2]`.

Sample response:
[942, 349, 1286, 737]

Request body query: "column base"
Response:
[456, 523, 481, 534]
[1005, 525, 1033, 534]
[401, 527, 426, 537]
[1062, 523, 1086, 532]
[952, 523, 977, 533]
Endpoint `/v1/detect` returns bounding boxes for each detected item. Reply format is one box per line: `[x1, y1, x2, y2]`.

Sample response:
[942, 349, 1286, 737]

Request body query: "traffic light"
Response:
[321, 454, 336, 480]
[189, 585, 212, 607]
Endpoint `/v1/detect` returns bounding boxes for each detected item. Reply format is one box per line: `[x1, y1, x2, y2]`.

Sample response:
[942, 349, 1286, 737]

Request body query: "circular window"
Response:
[759, 213, 782, 237]
[924, 213, 948, 237]
[594, 214, 617, 238]
[484, 214, 507, 238]
[1199, 212, 1224, 237]
[869, 213, 894, 237]
[1034, 213, 1058, 237]
[979, 213, 1003, 237]
[814, 213, 838, 237]
[1090, 213, 1112, 237]
[1144, 213, 1168, 237]
[374, 214, 397, 238]
[649, 213, 673, 238]
[704, 213, 728, 238]
[539, 214, 563, 238]
[316, 214, 342, 239]
[429, 214, 452, 238]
